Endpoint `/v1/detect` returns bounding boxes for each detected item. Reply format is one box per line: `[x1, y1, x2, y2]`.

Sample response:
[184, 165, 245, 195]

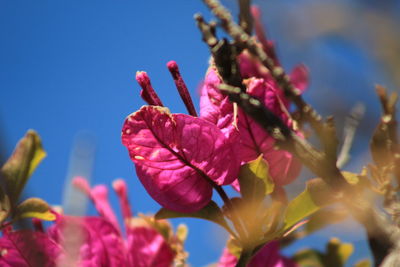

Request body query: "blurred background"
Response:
[1, 0, 399, 265]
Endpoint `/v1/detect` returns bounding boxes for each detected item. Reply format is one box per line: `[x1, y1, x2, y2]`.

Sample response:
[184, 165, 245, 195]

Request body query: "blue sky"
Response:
[1, 0, 397, 265]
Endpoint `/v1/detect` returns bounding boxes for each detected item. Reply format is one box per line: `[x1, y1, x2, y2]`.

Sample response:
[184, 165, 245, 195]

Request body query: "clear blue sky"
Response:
[1, 0, 396, 265]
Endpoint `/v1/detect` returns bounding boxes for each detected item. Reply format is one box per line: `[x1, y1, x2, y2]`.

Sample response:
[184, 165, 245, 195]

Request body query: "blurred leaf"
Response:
[155, 201, 230, 232]
[238, 155, 274, 202]
[293, 238, 354, 267]
[0, 186, 10, 224]
[1, 130, 46, 205]
[283, 178, 335, 231]
[325, 238, 354, 267]
[305, 207, 348, 234]
[261, 200, 286, 243]
[14, 197, 55, 221]
[176, 224, 188, 243]
[292, 249, 323, 267]
[354, 259, 371, 267]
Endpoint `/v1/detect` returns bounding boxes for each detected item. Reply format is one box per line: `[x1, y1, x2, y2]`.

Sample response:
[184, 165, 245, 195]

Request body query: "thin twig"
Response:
[238, 0, 252, 35]
[198, 2, 398, 265]
[202, 0, 325, 134]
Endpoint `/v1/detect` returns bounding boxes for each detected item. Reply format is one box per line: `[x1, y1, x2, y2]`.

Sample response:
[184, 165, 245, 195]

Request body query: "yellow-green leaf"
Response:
[325, 238, 354, 266]
[354, 259, 371, 267]
[283, 178, 335, 232]
[1, 130, 46, 205]
[14, 197, 55, 221]
[238, 155, 274, 203]
[176, 224, 188, 243]
[0, 186, 10, 223]
[292, 249, 323, 267]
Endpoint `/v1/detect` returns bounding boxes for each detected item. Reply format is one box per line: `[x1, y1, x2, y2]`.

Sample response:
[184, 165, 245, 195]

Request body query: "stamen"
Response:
[72, 176, 119, 230]
[72, 176, 91, 196]
[91, 185, 119, 229]
[136, 71, 164, 106]
[112, 179, 133, 221]
[167, 61, 198, 117]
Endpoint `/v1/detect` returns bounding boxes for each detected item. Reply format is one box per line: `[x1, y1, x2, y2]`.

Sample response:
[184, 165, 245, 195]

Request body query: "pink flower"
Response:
[0, 178, 183, 267]
[200, 66, 303, 186]
[122, 64, 240, 213]
[218, 241, 298, 267]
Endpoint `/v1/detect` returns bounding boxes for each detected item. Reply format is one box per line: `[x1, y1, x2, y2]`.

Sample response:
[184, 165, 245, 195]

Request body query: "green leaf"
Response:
[14, 197, 55, 221]
[238, 155, 274, 203]
[0, 186, 10, 224]
[1, 130, 46, 205]
[283, 178, 336, 232]
[155, 201, 230, 232]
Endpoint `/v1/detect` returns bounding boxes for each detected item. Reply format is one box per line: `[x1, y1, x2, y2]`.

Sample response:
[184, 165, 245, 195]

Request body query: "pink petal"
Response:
[249, 241, 298, 267]
[0, 230, 62, 267]
[127, 226, 175, 267]
[237, 110, 301, 186]
[290, 64, 309, 93]
[122, 106, 239, 212]
[199, 67, 239, 141]
[200, 68, 226, 110]
[217, 248, 238, 267]
[49, 216, 127, 267]
[237, 79, 301, 185]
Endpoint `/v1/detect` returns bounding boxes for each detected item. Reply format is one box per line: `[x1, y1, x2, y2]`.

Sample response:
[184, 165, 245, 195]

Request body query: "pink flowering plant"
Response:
[2, 0, 400, 266]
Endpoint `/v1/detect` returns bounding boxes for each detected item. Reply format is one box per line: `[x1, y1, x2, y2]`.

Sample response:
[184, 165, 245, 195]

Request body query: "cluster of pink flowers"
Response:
[0, 178, 184, 267]
[120, 6, 307, 267]
[0, 6, 308, 267]
[121, 6, 308, 213]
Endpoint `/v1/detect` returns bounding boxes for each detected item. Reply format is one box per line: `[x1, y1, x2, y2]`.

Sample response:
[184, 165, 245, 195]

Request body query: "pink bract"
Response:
[0, 230, 62, 267]
[49, 216, 127, 267]
[199, 66, 303, 186]
[122, 105, 239, 212]
[126, 222, 175, 267]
